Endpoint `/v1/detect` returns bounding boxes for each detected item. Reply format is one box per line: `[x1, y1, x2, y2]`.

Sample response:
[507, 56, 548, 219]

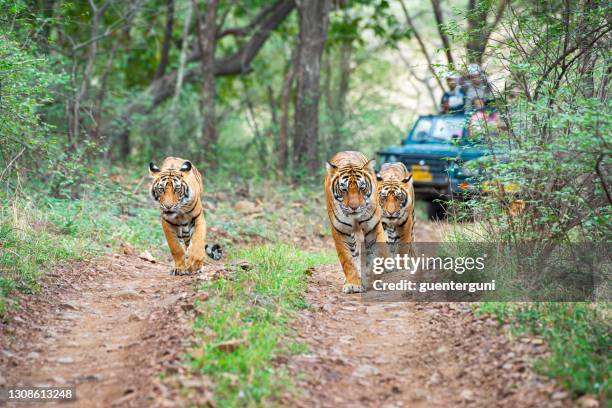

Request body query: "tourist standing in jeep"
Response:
[464, 64, 495, 111]
[440, 72, 465, 114]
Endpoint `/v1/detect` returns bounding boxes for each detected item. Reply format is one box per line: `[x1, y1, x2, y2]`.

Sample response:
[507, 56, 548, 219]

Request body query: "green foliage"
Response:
[452, 1, 611, 245]
[188, 245, 335, 406]
[478, 302, 611, 399]
[0, 30, 53, 179]
[0, 184, 163, 317]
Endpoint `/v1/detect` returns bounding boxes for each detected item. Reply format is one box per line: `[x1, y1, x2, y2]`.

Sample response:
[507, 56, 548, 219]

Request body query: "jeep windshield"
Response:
[406, 116, 466, 143]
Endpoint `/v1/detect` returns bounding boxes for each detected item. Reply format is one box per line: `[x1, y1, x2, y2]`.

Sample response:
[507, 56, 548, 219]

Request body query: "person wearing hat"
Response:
[440, 72, 465, 113]
[464, 64, 494, 111]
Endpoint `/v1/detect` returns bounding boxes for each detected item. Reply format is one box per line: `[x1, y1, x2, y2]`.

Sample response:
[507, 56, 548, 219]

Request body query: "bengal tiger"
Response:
[325, 151, 387, 293]
[149, 157, 221, 275]
[377, 162, 416, 257]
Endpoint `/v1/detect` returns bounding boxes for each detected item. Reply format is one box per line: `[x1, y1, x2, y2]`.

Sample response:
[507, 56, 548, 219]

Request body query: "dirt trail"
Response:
[0, 252, 212, 407]
[0, 221, 572, 408]
[286, 223, 572, 408]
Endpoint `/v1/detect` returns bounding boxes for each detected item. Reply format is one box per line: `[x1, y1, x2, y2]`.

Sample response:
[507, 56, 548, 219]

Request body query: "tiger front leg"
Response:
[364, 221, 391, 286]
[162, 219, 187, 275]
[186, 213, 207, 274]
[331, 229, 363, 293]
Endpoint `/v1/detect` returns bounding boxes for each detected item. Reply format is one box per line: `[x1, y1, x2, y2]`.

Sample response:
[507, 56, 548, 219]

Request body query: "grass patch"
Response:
[0, 175, 332, 318]
[187, 244, 335, 406]
[478, 302, 611, 400]
[0, 192, 163, 317]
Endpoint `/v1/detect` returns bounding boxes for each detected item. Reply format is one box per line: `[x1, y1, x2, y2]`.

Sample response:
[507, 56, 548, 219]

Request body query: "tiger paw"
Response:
[342, 282, 364, 294]
[170, 267, 189, 276]
[186, 256, 204, 274]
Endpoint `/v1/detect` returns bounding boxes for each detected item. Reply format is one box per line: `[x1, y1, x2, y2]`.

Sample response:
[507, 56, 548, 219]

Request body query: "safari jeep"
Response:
[376, 113, 486, 219]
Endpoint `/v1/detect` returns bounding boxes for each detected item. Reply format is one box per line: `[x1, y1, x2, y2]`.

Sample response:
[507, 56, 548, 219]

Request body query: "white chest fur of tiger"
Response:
[377, 162, 416, 258]
[325, 151, 388, 293]
[149, 157, 222, 275]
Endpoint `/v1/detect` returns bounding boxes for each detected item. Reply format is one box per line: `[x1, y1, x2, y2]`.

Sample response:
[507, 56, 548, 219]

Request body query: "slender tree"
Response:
[292, 0, 331, 175]
[278, 45, 298, 172]
[193, 0, 218, 166]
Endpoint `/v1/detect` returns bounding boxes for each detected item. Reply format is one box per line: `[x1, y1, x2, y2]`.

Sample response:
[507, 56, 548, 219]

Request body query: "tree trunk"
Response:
[466, 0, 488, 64]
[466, 0, 507, 64]
[330, 39, 352, 153]
[278, 46, 298, 172]
[292, 0, 330, 176]
[154, 0, 175, 80]
[91, 39, 119, 142]
[194, 0, 218, 167]
[71, 0, 110, 145]
[169, 0, 193, 138]
[93, 0, 138, 145]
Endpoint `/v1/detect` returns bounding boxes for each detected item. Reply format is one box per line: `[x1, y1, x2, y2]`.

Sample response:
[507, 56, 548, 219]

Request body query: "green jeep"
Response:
[376, 113, 486, 219]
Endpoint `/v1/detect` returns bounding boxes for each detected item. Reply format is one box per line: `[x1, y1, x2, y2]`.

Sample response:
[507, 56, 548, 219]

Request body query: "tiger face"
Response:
[327, 161, 376, 216]
[378, 182, 411, 218]
[149, 160, 194, 215]
[325, 151, 387, 294]
[377, 162, 413, 219]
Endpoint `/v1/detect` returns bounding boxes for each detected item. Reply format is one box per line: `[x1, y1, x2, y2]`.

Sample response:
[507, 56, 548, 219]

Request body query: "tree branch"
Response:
[399, 0, 444, 90]
[111, 0, 295, 139]
[216, 1, 279, 38]
[430, 0, 454, 66]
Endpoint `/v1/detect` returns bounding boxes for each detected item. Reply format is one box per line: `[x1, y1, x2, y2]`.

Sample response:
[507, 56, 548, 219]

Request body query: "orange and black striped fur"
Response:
[149, 157, 221, 275]
[377, 162, 416, 257]
[325, 151, 387, 293]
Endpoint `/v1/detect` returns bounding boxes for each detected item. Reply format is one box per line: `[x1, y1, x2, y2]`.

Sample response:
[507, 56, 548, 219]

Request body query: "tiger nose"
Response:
[349, 202, 360, 210]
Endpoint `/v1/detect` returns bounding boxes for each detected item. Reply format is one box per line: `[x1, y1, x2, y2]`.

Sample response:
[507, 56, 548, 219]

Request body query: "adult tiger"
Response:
[377, 162, 416, 257]
[149, 157, 221, 275]
[325, 151, 387, 293]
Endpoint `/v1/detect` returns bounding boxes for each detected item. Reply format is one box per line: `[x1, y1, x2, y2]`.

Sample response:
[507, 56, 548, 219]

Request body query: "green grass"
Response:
[0, 175, 331, 318]
[478, 302, 611, 400]
[187, 245, 335, 406]
[0, 193, 164, 317]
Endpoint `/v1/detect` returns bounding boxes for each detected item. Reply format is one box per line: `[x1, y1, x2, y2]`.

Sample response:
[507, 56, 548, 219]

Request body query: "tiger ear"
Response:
[180, 161, 192, 172]
[326, 161, 338, 173]
[363, 159, 376, 174]
[402, 174, 413, 185]
[376, 173, 383, 181]
[149, 162, 160, 175]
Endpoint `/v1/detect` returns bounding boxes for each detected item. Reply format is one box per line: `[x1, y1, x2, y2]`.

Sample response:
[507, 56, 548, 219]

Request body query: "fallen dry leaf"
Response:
[577, 395, 599, 408]
[235, 260, 252, 271]
[233, 200, 259, 214]
[121, 243, 135, 255]
[138, 250, 157, 263]
[196, 292, 209, 302]
[214, 338, 248, 352]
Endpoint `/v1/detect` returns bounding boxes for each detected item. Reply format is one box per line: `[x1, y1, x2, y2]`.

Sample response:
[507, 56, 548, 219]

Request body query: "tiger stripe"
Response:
[377, 162, 416, 258]
[325, 151, 387, 294]
[149, 157, 218, 275]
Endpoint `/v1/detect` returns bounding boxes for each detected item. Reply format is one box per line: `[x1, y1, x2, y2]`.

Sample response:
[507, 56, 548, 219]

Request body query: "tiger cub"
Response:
[149, 157, 221, 275]
[377, 162, 416, 257]
[325, 151, 387, 293]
